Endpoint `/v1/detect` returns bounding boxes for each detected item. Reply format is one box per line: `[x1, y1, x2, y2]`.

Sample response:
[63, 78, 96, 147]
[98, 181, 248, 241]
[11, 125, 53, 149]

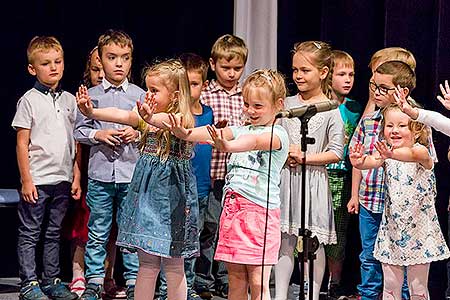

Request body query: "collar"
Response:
[207, 79, 242, 95]
[102, 78, 129, 92]
[369, 109, 383, 120]
[34, 81, 62, 97]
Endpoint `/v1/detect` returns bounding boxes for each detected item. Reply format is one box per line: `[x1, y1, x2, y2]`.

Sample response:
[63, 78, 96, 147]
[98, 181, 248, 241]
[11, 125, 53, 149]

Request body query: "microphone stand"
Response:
[297, 106, 320, 300]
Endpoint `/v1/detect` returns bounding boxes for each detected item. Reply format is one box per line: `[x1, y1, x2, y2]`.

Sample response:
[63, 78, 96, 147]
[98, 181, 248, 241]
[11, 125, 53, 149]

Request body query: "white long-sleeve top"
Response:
[417, 108, 450, 137]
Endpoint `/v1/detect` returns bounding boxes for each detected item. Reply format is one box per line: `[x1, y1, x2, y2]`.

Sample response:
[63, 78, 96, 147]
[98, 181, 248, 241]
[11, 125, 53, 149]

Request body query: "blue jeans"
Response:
[358, 206, 409, 300]
[17, 182, 71, 285]
[84, 179, 138, 283]
[159, 194, 209, 296]
[194, 180, 228, 292]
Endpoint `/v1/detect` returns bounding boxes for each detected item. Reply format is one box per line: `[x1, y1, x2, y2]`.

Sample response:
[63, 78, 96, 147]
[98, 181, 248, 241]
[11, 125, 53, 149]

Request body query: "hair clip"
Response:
[259, 73, 273, 84]
[313, 42, 322, 49]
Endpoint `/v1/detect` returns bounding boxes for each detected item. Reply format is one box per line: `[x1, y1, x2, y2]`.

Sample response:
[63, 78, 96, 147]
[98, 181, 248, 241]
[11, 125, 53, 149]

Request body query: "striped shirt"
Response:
[200, 80, 244, 180]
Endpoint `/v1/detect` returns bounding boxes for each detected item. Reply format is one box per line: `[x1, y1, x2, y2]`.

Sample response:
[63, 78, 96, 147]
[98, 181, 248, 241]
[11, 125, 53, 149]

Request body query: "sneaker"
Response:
[41, 279, 78, 300]
[20, 281, 50, 300]
[328, 283, 347, 299]
[126, 285, 135, 300]
[187, 289, 201, 300]
[80, 283, 103, 300]
[214, 283, 228, 298]
[197, 290, 213, 299]
[103, 279, 126, 299]
[69, 277, 86, 297]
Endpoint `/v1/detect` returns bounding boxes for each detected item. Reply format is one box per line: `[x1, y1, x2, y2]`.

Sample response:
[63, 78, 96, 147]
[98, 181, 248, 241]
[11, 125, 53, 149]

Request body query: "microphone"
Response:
[275, 100, 340, 119]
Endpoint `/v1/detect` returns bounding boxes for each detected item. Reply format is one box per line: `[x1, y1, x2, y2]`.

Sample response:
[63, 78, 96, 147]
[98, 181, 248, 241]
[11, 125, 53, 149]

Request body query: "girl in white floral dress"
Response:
[350, 104, 450, 300]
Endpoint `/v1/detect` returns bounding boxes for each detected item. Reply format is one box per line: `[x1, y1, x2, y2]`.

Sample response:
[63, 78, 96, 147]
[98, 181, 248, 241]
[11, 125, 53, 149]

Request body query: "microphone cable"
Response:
[260, 119, 276, 300]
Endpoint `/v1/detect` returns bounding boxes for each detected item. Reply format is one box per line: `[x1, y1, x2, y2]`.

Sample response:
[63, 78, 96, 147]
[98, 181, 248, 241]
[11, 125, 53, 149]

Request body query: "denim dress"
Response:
[116, 131, 199, 258]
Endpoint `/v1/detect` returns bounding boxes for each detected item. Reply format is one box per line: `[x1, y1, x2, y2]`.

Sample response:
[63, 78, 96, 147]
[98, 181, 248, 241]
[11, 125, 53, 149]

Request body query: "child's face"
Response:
[292, 52, 327, 95]
[370, 72, 396, 108]
[383, 108, 414, 149]
[89, 49, 104, 86]
[28, 49, 64, 90]
[187, 70, 206, 102]
[145, 75, 175, 113]
[100, 43, 132, 86]
[210, 57, 244, 91]
[243, 87, 282, 126]
[332, 63, 354, 97]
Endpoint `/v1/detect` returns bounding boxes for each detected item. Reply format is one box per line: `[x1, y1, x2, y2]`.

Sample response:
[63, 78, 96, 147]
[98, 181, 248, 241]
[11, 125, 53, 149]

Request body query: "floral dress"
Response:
[374, 157, 450, 265]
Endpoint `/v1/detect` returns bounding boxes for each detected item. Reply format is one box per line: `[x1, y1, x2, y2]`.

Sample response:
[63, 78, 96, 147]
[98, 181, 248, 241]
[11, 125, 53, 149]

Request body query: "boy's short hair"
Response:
[332, 50, 354, 69]
[97, 29, 133, 58]
[179, 53, 209, 82]
[210, 34, 248, 64]
[375, 60, 416, 93]
[27, 36, 63, 64]
[369, 47, 416, 71]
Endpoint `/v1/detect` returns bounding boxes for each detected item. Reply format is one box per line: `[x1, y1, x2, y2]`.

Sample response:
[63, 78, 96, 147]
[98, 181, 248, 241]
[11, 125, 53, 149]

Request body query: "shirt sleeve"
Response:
[11, 96, 32, 130]
[417, 108, 450, 137]
[326, 109, 345, 160]
[73, 98, 100, 145]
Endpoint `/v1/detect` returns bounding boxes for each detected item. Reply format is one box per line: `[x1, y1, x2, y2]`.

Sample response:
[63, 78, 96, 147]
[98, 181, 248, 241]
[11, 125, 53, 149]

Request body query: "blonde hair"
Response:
[210, 34, 248, 64]
[242, 69, 286, 106]
[141, 59, 194, 161]
[382, 104, 429, 147]
[292, 41, 333, 98]
[27, 36, 63, 64]
[369, 47, 416, 71]
[332, 50, 354, 69]
[97, 29, 133, 59]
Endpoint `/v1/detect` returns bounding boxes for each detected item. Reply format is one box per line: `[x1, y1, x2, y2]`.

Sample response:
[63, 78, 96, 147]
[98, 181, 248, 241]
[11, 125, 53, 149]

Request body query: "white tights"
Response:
[382, 263, 429, 300]
[134, 250, 187, 300]
[274, 233, 326, 300]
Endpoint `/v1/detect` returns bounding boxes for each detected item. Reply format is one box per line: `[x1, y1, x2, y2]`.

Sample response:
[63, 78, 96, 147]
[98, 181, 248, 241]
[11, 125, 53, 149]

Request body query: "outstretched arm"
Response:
[349, 143, 384, 170]
[375, 141, 433, 169]
[207, 125, 281, 152]
[76, 85, 140, 128]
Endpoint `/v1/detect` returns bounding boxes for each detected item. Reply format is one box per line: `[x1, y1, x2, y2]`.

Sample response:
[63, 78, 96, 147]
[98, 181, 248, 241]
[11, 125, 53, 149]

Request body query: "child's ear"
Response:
[172, 90, 180, 101]
[401, 87, 410, 98]
[320, 66, 330, 80]
[276, 97, 284, 111]
[209, 58, 216, 72]
[202, 80, 209, 91]
[27, 64, 36, 76]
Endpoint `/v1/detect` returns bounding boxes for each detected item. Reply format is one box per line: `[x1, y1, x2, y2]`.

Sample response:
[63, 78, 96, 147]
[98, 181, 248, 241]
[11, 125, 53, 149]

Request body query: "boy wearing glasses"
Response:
[348, 60, 415, 300]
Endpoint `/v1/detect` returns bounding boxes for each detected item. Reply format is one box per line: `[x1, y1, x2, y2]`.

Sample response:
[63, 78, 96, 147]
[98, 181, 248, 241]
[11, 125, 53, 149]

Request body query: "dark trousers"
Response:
[194, 180, 228, 291]
[17, 181, 71, 286]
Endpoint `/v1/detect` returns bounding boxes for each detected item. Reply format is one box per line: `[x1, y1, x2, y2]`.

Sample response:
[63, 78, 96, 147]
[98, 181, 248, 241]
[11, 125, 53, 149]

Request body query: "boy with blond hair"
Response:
[74, 29, 143, 300]
[12, 36, 80, 300]
[325, 50, 362, 299]
[196, 34, 248, 299]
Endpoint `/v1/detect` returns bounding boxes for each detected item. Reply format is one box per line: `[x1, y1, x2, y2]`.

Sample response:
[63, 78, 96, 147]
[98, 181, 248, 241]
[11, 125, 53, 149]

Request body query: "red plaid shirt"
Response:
[200, 80, 244, 180]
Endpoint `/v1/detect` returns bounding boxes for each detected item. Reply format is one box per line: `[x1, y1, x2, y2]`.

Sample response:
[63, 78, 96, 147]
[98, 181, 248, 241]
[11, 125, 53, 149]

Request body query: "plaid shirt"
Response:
[351, 109, 437, 214]
[200, 80, 244, 180]
[350, 110, 386, 213]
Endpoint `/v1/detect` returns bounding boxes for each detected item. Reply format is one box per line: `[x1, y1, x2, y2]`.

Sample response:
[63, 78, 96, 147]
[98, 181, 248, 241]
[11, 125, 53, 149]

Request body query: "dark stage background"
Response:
[1, 0, 450, 298]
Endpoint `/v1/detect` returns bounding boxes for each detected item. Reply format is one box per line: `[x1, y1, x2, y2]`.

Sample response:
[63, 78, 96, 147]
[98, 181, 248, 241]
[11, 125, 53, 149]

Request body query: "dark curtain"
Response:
[278, 0, 450, 298]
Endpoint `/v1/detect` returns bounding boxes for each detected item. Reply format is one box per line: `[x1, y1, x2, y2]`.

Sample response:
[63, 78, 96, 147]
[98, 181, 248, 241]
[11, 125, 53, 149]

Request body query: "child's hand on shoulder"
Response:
[163, 113, 192, 139]
[437, 80, 450, 110]
[394, 85, 418, 119]
[76, 85, 94, 117]
[137, 91, 157, 124]
[21, 180, 38, 204]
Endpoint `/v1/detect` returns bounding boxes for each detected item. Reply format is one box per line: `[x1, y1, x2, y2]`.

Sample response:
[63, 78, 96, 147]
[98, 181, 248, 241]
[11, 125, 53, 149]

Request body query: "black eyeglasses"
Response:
[369, 82, 396, 96]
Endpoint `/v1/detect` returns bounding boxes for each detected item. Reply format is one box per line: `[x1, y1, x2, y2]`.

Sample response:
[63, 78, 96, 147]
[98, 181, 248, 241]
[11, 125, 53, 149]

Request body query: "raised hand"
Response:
[206, 125, 229, 151]
[374, 141, 393, 159]
[137, 91, 157, 124]
[163, 113, 192, 139]
[393, 85, 418, 119]
[437, 80, 450, 110]
[76, 85, 94, 117]
[349, 143, 366, 168]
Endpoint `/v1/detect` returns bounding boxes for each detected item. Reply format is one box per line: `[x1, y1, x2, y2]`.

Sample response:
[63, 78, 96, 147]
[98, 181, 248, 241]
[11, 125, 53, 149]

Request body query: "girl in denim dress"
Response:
[76, 59, 198, 300]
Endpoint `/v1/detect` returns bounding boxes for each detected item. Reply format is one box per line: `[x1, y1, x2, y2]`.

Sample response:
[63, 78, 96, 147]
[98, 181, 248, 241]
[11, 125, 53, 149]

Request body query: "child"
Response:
[74, 29, 142, 300]
[325, 50, 362, 298]
[274, 41, 344, 300]
[12, 36, 80, 300]
[349, 104, 450, 299]
[65, 46, 124, 298]
[348, 60, 422, 300]
[165, 69, 290, 300]
[76, 59, 199, 300]
[158, 53, 212, 300]
[197, 33, 248, 299]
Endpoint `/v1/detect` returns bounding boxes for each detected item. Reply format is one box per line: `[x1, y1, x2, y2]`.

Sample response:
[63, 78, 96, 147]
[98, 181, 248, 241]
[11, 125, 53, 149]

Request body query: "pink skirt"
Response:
[214, 190, 281, 265]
